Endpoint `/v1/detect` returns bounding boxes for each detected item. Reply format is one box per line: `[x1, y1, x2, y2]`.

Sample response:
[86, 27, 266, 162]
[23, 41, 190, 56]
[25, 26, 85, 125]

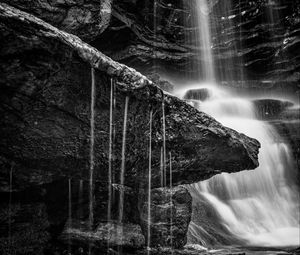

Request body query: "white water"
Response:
[181, 85, 300, 247]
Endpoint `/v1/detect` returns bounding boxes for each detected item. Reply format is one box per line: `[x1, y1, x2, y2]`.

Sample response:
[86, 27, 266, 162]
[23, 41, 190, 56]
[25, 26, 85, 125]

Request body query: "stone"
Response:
[139, 186, 192, 248]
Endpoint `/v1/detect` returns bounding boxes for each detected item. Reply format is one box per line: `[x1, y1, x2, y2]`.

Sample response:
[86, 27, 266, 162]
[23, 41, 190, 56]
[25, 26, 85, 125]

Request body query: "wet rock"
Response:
[139, 186, 192, 249]
[61, 222, 145, 249]
[183, 88, 210, 102]
[0, 0, 112, 41]
[252, 99, 294, 120]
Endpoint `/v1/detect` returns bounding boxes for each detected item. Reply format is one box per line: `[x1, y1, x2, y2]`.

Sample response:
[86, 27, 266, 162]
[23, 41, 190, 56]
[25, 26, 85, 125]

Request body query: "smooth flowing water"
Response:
[147, 110, 153, 252]
[183, 85, 300, 247]
[196, 0, 215, 81]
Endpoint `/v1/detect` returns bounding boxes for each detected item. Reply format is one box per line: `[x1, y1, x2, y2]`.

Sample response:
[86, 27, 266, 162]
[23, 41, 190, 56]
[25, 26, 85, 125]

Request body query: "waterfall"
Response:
[178, 0, 300, 248]
[118, 96, 129, 224]
[147, 110, 153, 252]
[160, 147, 164, 187]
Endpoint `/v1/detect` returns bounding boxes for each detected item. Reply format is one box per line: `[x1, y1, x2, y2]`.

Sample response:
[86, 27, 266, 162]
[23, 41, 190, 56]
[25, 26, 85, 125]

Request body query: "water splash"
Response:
[147, 110, 153, 253]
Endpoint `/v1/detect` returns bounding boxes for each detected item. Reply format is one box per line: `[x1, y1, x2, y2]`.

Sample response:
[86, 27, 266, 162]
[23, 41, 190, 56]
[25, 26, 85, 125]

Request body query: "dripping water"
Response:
[162, 96, 167, 187]
[68, 178, 72, 253]
[118, 96, 129, 226]
[108, 78, 114, 224]
[8, 165, 13, 251]
[160, 147, 164, 187]
[107, 78, 114, 250]
[89, 67, 96, 255]
[169, 152, 173, 251]
[147, 110, 153, 253]
[78, 180, 83, 222]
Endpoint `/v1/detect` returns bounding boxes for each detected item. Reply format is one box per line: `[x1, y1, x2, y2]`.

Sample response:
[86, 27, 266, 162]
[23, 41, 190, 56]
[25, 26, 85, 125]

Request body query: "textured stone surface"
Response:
[0, 0, 113, 41]
[139, 186, 192, 249]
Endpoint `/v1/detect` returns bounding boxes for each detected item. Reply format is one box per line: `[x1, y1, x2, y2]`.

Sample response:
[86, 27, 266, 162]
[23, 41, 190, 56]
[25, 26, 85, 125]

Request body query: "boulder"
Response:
[0, 3, 260, 252]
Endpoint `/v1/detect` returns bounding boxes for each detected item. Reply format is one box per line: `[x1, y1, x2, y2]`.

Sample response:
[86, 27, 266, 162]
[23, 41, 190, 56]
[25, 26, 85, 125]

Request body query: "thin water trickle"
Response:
[169, 152, 173, 251]
[108, 78, 114, 224]
[147, 110, 153, 253]
[162, 96, 167, 187]
[160, 147, 164, 187]
[68, 178, 72, 253]
[8, 165, 13, 250]
[118, 96, 129, 224]
[89, 68, 96, 232]
[78, 180, 83, 221]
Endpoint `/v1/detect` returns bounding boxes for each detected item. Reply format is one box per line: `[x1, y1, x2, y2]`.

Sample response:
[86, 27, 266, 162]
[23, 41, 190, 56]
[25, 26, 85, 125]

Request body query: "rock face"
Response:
[0, 0, 113, 41]
[0, 3, 261, 254]
[139, 186, 192, 249]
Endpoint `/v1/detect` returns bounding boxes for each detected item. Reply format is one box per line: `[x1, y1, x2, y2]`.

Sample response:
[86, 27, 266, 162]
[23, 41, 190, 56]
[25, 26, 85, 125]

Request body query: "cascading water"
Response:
[183, 86, 300, 247]
[177, 0, 300, 248]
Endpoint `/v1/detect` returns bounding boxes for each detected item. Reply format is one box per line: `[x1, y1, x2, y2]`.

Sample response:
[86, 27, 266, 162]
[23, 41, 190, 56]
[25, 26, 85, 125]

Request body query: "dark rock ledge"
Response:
[0, 3, 260, 253]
